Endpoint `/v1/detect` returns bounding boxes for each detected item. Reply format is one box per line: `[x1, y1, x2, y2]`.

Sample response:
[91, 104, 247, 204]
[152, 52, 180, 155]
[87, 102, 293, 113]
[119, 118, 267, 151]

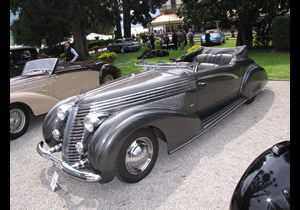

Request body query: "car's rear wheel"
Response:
[10, 104, 30, 140]
[115, 127, 158, 183]
[107, 48, 111, 53]
[100, 73, 114, 84]
[120, 47, 124, 53]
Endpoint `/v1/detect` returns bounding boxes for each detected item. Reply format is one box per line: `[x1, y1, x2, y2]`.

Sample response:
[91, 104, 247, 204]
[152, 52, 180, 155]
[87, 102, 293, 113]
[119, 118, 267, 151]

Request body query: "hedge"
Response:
[272, 15, 290, 50]
[88, 39, 114, 49]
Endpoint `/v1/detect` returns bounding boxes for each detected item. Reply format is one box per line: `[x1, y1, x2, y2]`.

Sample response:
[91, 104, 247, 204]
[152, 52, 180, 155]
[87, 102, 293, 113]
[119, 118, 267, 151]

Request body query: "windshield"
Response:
[22, 58, 57, 75]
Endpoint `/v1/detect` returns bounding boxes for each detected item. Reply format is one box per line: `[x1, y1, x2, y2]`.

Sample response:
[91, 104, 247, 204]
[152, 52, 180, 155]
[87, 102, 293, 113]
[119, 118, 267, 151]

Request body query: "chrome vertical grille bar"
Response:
[62, 107, 90, 165]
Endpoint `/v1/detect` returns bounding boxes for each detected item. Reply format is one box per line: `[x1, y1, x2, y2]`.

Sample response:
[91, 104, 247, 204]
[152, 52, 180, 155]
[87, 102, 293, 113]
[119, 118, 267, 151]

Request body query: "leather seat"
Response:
[193, 54, 233, 65]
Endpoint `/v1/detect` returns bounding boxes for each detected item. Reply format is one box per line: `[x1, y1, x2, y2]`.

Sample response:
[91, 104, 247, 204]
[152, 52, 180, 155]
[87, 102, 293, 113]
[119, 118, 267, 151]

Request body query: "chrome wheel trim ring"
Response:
[10, 108, 26, 134]
[104, 74, 114, 83]
[125, 137, 153, 175]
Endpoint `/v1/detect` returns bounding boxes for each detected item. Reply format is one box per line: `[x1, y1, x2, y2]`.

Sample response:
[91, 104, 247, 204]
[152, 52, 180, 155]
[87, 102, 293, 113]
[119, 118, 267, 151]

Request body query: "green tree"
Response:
[10, 0, 115, 60]
[121, 0, 167, 38]
[176, 0, 290, 48]
[10, 1, 71, 47]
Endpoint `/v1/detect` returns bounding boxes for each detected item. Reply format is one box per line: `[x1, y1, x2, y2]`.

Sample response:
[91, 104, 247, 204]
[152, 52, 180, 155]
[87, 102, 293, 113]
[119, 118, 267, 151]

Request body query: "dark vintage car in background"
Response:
[10, 46, 39, 78]
[107, 38, 141, 53]
[37, 45, 268, 184]
[10, 58, 121, 139]
[230, 141, 290, 210]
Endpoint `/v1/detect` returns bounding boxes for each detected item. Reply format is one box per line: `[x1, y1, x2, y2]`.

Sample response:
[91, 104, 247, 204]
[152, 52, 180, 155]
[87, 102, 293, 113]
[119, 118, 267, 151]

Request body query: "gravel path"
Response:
[10, 81, 290, 209]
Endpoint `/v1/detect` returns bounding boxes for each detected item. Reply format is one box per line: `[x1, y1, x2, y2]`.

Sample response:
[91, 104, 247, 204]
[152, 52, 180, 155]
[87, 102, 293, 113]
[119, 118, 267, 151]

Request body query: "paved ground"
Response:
[10, 81, 290, 209]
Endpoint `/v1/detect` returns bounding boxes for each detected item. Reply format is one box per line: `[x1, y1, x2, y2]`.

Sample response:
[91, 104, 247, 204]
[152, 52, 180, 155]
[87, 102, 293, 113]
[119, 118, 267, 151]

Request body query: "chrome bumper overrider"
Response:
[36, 141, 101, 182]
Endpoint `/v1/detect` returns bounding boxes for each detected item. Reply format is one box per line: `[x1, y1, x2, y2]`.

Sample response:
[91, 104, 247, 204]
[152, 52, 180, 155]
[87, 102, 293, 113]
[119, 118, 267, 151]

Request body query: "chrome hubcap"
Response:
[10, 108, 26, 133]
[104, 74, 114, 83]
[125, 137, 153, 175]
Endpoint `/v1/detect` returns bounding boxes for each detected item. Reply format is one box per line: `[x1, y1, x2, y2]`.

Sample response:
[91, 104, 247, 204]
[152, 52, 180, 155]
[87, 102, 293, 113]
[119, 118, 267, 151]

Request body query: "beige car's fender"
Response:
[10, 92, 60, 116]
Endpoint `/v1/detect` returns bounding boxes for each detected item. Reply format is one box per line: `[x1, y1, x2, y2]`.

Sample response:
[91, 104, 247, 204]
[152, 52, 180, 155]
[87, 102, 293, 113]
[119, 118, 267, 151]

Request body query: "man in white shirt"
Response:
[64, 41, 78, 62]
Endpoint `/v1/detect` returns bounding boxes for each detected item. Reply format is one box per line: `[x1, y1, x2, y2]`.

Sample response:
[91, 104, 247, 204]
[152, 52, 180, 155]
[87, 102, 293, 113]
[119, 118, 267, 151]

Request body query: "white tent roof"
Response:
[86, 33, 112, 40]
[151, 14, 183, 26]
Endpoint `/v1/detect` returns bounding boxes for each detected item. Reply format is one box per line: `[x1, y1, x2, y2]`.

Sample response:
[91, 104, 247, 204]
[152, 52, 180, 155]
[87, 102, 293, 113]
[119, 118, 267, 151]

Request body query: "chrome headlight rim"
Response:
[84, 112, 108, 133]
[57, 103, 73, 121]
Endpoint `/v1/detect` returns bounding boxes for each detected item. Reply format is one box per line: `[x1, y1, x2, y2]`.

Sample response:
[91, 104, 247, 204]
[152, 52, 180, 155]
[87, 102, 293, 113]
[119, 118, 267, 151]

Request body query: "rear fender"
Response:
[239, 64, 268, 99]
[88, 105, 202, 183]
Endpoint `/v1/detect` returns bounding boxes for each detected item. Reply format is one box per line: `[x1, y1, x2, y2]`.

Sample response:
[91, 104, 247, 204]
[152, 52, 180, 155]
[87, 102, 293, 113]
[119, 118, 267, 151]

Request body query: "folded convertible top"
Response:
[176, 45, 248, 63]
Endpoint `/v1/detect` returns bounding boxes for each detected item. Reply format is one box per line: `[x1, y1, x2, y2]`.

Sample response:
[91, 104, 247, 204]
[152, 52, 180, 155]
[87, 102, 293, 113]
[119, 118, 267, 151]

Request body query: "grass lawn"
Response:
[89, 37, 290, 80]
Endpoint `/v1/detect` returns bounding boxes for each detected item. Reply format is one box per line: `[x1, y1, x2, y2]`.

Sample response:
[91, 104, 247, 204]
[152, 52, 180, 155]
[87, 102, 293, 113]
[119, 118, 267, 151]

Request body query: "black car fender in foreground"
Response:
[230, 141, 290, 210]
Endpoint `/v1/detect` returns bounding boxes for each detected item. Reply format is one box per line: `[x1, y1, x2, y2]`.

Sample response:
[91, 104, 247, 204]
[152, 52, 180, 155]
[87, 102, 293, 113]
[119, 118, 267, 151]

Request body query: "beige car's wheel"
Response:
[10, 104, 29, 140]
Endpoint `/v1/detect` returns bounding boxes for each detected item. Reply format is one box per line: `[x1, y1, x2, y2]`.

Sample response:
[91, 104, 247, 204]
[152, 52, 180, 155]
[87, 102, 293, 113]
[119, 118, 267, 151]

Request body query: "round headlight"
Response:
[57, 104, 72, 121]
[84, 113, 108, 133]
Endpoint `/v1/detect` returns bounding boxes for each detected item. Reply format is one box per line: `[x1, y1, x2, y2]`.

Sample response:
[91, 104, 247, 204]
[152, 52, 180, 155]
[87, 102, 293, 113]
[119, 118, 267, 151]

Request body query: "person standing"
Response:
[172, 31, 178, 50]
[178, 30, 184, 50]
[143, 33, 148, 45]
[164, 33, 170, 50]
[136, 34, 141, 44]
[231, 25, 236, 39]
[187, 29, 194, 48]
[183, 30, 187, 47]
[149, 33, 155, 49]
[205, 32, 211, 47]
[64, 41, 78, 62]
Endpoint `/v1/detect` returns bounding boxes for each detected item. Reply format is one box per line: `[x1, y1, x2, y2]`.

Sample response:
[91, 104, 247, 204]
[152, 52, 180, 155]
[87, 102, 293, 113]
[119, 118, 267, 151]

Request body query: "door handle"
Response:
[51, 74, 59, 79]
[198, 81, 206, 86]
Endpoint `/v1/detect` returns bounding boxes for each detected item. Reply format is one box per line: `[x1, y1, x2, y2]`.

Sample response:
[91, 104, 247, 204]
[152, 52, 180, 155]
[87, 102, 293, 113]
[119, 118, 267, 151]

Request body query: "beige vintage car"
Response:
[10, 58, 121, 139]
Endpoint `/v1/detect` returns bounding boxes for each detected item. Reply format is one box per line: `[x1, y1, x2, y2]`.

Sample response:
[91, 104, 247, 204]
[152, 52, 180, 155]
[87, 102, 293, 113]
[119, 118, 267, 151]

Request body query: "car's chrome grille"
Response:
[62, 107, 90, 165]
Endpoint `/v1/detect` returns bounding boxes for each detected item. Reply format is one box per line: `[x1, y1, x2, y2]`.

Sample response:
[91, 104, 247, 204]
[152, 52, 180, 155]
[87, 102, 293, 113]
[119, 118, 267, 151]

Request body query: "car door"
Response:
[50, 64, 91, 100]
[112, 41, 121, 51]
[195, 66, 241, 118]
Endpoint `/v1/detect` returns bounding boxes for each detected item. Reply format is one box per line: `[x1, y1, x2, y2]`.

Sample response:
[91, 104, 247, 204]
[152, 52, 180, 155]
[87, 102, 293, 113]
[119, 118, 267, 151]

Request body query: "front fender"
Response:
[88, 105, 202, 183]
[239, 64, 268, 99]
[10, 92, 60, 116]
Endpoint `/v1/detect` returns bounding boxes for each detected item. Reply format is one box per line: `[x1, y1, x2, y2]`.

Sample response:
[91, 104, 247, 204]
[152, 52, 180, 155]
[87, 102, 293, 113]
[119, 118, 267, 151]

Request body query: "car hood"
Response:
[72, 68, 195, 113]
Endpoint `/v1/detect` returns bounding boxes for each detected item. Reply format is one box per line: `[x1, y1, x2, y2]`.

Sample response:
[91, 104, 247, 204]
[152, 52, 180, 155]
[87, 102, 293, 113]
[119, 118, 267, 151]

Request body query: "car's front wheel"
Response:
[10, 104, 30, 140]
[115, 127, 158, 183]
[107, 48, 111, 53]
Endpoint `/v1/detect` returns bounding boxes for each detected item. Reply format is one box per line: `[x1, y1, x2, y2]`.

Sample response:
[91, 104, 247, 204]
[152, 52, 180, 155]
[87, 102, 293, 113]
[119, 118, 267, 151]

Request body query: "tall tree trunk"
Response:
[236, 22, 253, 49]
[71, 18, 88, 61]
[113, 0, 122, 39]
[123, 0, 131, 38]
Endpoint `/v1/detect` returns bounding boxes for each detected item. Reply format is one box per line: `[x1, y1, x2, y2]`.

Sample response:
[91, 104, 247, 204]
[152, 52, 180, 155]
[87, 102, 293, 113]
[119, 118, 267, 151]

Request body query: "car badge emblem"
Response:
[73, 89, 86, 105]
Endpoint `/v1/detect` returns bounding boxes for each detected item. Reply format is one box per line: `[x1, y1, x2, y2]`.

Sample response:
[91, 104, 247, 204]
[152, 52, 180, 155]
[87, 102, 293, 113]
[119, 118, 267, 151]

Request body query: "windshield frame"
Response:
[22, 58, 58, 75]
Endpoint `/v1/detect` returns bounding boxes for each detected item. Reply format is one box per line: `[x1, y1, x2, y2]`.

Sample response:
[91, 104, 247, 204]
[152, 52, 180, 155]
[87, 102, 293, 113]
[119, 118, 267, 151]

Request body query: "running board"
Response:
[169, 98, 247, 154]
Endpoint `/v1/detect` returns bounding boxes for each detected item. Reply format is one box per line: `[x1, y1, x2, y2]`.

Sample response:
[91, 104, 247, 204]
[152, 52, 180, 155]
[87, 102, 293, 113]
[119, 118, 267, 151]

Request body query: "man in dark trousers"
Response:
[205, 32, 211, 46]
[231, 25, 236, 39]
[172, 31, 178, 50]
[64, 41, 78, 62]
[149, 33, 155, 49]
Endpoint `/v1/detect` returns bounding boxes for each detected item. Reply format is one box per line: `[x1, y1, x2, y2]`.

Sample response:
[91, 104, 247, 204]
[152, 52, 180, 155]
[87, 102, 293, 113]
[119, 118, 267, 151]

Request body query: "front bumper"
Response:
[36, 141, 101, 182]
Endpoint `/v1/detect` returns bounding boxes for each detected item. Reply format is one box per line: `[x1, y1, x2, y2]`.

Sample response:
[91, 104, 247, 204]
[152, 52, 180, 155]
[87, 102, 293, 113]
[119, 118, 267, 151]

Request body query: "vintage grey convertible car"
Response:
[37, 45, 268, 183]
[10, 58, 121, 139]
